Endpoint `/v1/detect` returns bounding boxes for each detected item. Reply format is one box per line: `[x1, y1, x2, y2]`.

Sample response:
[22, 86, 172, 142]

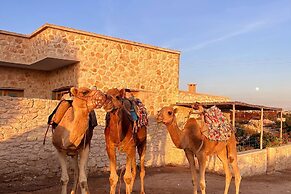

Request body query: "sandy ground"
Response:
[3, 166, 291, 194]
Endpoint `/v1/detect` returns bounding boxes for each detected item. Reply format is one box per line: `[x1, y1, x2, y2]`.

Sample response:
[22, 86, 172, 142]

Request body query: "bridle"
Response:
[73, 90, 106, 111]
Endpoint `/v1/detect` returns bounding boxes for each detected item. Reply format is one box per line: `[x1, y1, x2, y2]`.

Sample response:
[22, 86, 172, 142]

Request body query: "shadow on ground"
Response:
[4, 166, 291, 194]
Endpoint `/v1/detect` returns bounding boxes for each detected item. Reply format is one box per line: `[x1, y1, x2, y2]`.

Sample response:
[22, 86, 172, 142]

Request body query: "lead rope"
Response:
[43, 124, 52, 145]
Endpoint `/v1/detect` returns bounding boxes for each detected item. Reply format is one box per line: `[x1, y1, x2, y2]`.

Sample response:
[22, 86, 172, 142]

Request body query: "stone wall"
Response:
[0, 24, 180, 115]
[0, 97, 185, 187]
[1, 97, 291, 189]
[0, 67, 51, 98]
[267, 144, 291, 173]
[178, 91, 230, 103]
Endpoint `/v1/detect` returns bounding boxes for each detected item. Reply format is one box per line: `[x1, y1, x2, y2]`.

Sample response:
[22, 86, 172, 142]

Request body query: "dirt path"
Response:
[4, 166, 291, 194]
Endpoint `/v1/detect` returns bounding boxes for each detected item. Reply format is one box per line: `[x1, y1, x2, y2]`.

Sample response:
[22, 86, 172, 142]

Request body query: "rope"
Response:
[195, 140, 204, 155]
[43, 124, 51, 145]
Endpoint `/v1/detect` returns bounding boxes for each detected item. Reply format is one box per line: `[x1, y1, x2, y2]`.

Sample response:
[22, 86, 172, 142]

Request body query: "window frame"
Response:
[52, 86, 73, 100]
[0, 88, 24, 97]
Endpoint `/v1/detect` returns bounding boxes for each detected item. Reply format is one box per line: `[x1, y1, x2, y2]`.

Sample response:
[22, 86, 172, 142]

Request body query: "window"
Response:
[52, 86, 73, 100]
[0, 89, 24, 97]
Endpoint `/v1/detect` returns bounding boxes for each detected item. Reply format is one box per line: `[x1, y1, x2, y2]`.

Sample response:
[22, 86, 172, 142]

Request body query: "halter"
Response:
[73, 90, 105, 111]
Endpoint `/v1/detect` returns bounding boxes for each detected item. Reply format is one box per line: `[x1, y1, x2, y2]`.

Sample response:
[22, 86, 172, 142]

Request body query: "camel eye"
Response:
[168, 111, 172, 116]
[82, 91, 89, 95]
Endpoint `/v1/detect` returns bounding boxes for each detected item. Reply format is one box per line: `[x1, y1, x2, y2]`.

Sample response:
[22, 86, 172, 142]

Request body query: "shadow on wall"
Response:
[0, 97, 174, 192]
[0, 97, 60, 192]
[146, 116, 167, 166]
[44, 30, 80, 95]
[0, 125, 59, 192]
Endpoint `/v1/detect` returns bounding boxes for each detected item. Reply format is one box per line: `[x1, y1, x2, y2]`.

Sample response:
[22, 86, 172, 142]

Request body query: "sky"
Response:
[1, 0, 291, 109]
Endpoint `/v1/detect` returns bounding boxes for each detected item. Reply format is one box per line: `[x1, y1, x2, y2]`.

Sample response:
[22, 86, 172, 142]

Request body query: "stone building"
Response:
[0, 24, 228, 114]
[0, 24, 230, 187]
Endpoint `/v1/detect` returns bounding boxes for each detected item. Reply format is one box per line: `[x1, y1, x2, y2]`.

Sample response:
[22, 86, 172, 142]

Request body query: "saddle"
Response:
[45, 100, 98, 153]
[48, 100, 97, 129]
[121, 97, 148, 128]
[190, 105, 234, 142]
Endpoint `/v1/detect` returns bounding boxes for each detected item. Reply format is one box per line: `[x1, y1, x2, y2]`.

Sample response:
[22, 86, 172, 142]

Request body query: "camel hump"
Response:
[48, 100, 72, 128]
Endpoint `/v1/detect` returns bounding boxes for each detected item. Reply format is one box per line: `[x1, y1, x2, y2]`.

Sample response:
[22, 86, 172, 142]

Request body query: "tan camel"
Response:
[157, 106, 241, 194]
[51, 87, 106, 194]
[103, 88, 147, 194]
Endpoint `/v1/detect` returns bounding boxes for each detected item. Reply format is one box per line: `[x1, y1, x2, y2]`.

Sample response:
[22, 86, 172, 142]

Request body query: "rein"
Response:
[43, 124, 53, 145]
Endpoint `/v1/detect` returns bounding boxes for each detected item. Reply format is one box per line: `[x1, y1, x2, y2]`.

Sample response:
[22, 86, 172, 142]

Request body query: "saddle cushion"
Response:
[203, 106, 234, 141]
[49, 101, 98, 152]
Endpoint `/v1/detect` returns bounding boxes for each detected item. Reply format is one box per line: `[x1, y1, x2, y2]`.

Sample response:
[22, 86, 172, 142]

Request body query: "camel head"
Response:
[70, 87, 106, 111]
[103, 88, 124, 112]
[156, 106, 178, 125]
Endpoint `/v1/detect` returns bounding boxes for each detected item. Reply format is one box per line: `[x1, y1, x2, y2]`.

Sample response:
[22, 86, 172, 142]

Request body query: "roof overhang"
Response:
[0, 57, 79, 71]
[176, 101, 283, 112]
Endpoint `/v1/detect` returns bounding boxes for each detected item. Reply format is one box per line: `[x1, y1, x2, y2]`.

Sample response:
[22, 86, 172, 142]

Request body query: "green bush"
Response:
[248, 132, 281, 149]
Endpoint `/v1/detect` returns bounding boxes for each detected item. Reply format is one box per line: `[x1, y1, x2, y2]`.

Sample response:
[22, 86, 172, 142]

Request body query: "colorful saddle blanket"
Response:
[134, 98, 148, 127]
[203, 106, 233, 141]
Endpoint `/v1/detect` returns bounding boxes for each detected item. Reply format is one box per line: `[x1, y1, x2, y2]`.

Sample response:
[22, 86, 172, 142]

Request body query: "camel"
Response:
[103, 88, 147, 194]
[51, 87, 106, 194]
[157, 106, 241, 194]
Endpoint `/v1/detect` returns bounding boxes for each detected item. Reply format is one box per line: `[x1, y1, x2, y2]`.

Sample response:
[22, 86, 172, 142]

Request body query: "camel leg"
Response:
[197, 153, 207, 194]
[71, 154, 79, 194]
[130, 151, 137, 193]
[79, 145, 90, 194]
[124, 148, 134, 194]
[106, 142, 118, 194]
[185, 150, 198, 194]
[228, 135, 242, 194]
[138, 141, 146, 194]
[218, 149, 232, 194]
[57, 151, 69, 194]
[231, 158, 241, 194]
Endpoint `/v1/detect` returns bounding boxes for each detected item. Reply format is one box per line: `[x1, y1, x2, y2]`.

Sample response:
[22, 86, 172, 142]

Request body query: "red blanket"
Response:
[203, 106, 233, 141]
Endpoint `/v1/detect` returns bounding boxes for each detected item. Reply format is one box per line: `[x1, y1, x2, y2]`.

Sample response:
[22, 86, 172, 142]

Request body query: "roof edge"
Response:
[179, 90, 230, 99]
[0, 23, 181, 54]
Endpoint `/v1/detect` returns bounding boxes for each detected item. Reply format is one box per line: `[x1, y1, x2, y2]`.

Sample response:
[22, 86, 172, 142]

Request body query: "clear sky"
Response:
[1, 0, 291, 109]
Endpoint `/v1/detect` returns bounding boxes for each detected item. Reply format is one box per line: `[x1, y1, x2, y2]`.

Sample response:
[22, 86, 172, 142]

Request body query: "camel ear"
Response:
[173, 108, 178, 114]
[120, 88, 126, 98]
[70, 87, 78, 96]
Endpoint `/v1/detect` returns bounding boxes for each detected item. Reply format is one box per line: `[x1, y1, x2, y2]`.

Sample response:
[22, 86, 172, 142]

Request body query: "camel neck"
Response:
[70, 106, 90, 136]
[72, 106, 89, 121]
[166, 118, 183, 149]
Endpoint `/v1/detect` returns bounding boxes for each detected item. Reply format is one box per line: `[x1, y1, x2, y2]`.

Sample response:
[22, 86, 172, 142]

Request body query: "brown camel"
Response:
[157, 106, 241, 194]
[51, 87, 106, 194]
[103, 88, 147, 194]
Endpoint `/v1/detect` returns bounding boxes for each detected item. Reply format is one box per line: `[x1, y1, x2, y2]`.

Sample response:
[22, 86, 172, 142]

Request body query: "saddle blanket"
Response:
[135, 98, 148, 127]
[203, 106, 233, 141]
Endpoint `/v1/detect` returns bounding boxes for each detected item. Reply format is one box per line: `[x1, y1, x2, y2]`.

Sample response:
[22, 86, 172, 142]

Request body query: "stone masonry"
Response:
[0, 24, 180, 115]
[1, 97, 290, 190]
[0, 97, 187, 188]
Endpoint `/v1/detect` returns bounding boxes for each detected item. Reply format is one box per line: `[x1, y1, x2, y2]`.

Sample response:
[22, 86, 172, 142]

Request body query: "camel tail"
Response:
[226, 134, 237, 164]
[227, 145, 234, 163]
